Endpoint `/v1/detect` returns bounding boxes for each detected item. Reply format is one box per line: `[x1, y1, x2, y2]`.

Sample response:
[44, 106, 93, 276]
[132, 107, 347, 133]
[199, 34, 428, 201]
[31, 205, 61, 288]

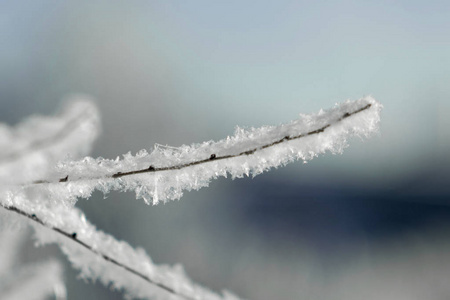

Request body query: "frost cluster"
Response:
[48, 96, 381, 205]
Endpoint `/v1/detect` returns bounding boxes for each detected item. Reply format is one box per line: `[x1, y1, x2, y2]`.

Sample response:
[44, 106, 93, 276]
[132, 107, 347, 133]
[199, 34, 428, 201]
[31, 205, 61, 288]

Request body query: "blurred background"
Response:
[1, 1, 450, 299]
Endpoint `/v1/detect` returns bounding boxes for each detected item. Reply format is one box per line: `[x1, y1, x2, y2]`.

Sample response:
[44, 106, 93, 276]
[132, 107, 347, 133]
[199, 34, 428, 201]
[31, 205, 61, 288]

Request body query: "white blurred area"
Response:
[1, 1, 450, 299]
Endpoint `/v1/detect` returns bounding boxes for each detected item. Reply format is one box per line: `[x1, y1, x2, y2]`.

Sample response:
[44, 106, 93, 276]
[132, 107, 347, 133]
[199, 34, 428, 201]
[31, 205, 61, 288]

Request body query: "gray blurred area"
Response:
[1, 1, 450, 299]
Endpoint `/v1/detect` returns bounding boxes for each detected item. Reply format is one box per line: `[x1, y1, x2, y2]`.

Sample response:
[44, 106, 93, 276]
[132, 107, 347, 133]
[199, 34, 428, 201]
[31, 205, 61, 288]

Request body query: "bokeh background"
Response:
[1, 1, 450, 299]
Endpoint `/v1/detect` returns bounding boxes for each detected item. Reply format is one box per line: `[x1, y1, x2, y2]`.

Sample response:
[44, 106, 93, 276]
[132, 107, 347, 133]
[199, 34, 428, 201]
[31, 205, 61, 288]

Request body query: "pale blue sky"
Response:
[0, 0, 449, 182]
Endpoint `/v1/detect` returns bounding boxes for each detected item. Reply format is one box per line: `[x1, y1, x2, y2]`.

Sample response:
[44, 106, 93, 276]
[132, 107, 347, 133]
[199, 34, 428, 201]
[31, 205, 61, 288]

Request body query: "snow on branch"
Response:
[0, 198, 240, 300]
[0, 96, 382, 300]
[0, 96, 100, 299]
[28, 96, 382, 205]
[0, 97, 232, 300]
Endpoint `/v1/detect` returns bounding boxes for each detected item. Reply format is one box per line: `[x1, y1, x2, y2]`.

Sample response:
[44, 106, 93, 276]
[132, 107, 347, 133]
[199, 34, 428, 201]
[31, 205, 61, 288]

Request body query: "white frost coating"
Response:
[46, 96, 382, 205]
[0, 97, 240, 300]
[0, 95, 101, 185]
[0, 97, 98, 299]
[0, 96, 381, 300]
[1, 191, 241, 300]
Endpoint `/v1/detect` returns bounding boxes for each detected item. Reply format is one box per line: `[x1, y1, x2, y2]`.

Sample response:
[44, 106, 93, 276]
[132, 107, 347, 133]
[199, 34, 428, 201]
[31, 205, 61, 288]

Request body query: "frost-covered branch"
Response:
[0, 198, 239, 300]
[22, 96, 382, 205]
[0, 204, 190, 299]
[0, 97, 241, 300]
[0, 96, 101, 300]
[0, 96, 382, 300]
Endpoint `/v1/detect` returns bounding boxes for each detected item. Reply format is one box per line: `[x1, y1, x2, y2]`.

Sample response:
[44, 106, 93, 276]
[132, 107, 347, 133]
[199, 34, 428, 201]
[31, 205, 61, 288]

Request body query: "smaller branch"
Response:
[31, 103, 372, 185]
[0, 203, 194, 300]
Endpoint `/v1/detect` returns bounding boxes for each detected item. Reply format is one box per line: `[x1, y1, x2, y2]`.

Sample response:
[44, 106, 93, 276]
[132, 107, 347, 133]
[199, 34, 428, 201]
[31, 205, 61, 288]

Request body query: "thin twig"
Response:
[32, 103, 371, 185]
[0, 203, 194, 300]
